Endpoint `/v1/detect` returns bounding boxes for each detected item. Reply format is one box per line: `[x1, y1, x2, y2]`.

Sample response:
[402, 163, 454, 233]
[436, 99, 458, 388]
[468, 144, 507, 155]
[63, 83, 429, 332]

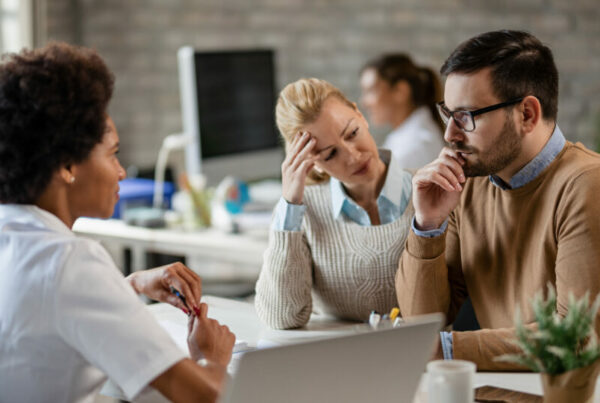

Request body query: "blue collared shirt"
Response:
[415, 125, 566, 359]
[272, 149, 412, 231]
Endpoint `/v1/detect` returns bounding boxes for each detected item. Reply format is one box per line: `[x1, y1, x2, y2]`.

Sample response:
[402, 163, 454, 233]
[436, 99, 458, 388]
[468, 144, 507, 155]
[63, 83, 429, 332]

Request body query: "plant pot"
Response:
[541, 360, 600, 403]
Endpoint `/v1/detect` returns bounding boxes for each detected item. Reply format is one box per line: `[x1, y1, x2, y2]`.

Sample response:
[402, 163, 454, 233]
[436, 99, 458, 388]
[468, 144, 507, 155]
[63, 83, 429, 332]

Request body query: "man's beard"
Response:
[452, 117, 522, 178]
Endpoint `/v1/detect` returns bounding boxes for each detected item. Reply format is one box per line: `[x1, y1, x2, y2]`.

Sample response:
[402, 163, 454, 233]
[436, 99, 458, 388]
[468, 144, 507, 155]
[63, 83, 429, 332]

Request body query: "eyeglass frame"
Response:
[436, 97, 525, 132]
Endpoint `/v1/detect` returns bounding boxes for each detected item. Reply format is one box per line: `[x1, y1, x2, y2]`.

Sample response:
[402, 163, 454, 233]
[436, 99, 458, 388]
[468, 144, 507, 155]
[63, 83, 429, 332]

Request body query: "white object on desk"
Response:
[426, 360, 476, 403]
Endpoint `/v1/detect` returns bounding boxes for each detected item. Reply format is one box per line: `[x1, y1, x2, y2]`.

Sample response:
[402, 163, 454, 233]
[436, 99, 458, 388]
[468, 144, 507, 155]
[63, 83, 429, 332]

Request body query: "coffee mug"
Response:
[426, 360, 476, 403]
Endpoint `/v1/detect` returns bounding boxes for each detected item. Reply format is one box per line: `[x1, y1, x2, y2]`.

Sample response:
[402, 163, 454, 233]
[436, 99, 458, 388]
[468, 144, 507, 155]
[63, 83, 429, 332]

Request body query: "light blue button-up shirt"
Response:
[414, 125, 566, 359]
[272, 149, 412, 231]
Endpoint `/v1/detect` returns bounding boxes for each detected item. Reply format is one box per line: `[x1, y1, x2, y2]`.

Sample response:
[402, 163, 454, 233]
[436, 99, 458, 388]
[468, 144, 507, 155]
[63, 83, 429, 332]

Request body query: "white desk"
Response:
[73, 218, 268, 281]
[103, 296, 362, 402]
[104, 296, 600, 403]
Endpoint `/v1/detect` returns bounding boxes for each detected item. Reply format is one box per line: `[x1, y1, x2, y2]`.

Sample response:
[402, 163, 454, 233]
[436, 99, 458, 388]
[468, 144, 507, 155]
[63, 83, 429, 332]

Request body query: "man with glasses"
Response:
[396, 30, 600, 370]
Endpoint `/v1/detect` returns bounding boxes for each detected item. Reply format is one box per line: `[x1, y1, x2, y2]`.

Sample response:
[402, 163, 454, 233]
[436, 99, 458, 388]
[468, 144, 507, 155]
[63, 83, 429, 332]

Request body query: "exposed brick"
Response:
[42, 1, 600, 170]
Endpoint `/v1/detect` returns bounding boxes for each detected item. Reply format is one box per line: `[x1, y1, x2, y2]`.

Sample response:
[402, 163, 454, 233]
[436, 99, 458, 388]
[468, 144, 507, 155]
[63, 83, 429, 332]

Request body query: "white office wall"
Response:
[0, 0, 35, 53]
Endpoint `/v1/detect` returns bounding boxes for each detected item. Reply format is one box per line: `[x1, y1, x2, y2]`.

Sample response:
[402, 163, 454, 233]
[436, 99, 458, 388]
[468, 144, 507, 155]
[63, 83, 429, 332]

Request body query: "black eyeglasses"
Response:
[436, 97, 524, 132]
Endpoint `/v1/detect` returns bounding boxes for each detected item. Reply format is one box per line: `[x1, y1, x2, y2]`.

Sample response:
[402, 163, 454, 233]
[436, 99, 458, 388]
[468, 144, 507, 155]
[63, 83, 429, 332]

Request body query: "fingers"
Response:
[165, 292, 189, 314]
[439, 148, 466, 183]
[443, 148, 466, 166]
[281, 131, 318, 204]
[176, 265, 202, 308]
[189, 312, 235, 365]
[289, 131, 312, 159]
[415, 149, 466, 192]
[169, 274, 195, 312]
[283, 131, 317, 172]
[188, 311, 195, 334]
[428, 170, 460, 192]
[297, 159, 315, 177]
[414, 166, 460, 193]
[199, 302, 209, 318]
[289, 137, 317, 171]
[164, 263, 202, 315]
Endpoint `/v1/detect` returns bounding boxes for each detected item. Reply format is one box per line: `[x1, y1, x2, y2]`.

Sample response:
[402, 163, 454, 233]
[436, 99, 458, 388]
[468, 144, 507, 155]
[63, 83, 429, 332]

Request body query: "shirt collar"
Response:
[330, 149, 405, 219]
[0, 204, 73, 236]
[489, 125, 566, 190]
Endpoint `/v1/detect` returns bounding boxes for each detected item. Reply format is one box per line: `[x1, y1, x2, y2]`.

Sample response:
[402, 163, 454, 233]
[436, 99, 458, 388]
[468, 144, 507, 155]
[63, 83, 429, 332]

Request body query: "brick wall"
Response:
[45, 0, 600, 170]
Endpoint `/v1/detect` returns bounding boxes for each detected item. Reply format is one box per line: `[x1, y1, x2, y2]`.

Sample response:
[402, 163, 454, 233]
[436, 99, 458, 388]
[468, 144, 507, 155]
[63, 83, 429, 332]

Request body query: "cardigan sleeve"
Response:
[255, 229, 314, 329]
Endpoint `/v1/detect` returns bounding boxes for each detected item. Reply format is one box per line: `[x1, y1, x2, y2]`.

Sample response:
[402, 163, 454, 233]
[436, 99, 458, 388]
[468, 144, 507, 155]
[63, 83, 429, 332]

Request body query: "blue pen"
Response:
[170, 286, 189, 314]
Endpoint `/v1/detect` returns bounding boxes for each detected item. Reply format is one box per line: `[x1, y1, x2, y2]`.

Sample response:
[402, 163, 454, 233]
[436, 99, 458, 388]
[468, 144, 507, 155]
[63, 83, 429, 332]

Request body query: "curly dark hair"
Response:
[0, 42, 114, 203]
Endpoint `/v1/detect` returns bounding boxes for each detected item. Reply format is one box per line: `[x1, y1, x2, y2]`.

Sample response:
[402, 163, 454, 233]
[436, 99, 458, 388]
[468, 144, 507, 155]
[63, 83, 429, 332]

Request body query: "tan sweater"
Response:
[397, 142, 600, 370]
[256, 182, 414, 329]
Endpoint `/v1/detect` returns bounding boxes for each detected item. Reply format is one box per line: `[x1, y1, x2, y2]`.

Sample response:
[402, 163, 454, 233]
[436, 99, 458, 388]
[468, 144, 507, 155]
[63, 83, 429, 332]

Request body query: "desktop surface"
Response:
[102, 298, 600, 403]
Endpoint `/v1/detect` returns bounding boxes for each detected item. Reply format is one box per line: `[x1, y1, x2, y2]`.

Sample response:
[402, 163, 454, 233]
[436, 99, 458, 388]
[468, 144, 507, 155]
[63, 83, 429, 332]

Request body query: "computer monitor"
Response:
[177, 47, 283, 185]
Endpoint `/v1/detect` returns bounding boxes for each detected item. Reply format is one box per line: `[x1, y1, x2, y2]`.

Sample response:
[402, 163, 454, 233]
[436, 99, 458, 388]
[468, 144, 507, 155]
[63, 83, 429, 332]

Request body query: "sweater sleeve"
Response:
[554, 168, 600, 342]
[452, 326, 533, 371]
[396, 210, 468, 323]
[255, 229, 314, 329]
[398, 217, 536, 370]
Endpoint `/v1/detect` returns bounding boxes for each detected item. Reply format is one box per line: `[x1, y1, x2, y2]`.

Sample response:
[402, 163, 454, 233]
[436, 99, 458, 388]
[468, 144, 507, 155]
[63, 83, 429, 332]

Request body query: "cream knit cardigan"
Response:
[255, 180, 414, 329]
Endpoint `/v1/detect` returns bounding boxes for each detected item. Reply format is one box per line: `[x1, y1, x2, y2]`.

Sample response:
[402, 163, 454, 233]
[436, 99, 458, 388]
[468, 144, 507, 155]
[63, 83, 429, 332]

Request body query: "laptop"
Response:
[220, 313, 444, 403]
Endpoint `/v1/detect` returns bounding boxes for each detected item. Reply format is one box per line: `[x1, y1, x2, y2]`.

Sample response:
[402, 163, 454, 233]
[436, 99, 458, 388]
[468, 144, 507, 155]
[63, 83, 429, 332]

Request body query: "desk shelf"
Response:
[73, 218, 267, 282]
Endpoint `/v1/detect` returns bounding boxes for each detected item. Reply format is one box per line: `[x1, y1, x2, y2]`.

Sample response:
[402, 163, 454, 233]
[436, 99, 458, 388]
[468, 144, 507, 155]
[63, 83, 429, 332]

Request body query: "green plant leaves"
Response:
[496, 284, 600, 375]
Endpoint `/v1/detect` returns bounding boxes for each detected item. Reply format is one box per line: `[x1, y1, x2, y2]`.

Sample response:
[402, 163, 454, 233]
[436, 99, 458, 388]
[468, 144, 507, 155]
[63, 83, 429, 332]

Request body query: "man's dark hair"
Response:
[440, 30, 558, 121]
[0, 42, 114, 203]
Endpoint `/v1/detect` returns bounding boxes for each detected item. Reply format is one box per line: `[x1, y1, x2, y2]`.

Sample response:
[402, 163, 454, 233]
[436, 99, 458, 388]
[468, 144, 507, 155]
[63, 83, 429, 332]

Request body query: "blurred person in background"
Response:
[360, 54, 445, 169]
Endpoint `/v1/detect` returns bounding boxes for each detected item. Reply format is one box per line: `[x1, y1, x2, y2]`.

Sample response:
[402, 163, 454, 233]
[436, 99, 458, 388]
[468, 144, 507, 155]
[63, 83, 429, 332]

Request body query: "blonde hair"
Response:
[275, 78, 355, 184]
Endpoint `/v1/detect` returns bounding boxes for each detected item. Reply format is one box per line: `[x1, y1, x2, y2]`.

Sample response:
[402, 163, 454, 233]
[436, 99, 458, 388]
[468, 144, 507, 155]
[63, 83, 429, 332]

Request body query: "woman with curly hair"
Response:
[0, 43, 234, 403]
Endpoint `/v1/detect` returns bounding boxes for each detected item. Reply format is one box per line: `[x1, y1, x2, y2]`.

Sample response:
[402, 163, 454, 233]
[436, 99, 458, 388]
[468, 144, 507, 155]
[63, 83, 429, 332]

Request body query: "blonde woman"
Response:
[255, 78, 414, 329]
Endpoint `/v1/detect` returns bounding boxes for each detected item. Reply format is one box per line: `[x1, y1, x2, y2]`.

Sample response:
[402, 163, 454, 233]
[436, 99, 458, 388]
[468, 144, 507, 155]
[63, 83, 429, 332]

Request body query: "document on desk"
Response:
[257, 319, 366, 348]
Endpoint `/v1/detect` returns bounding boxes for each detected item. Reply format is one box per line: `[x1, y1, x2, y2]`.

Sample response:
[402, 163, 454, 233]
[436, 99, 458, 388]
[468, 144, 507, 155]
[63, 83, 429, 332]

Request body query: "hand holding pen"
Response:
[126, 262, 202, 315]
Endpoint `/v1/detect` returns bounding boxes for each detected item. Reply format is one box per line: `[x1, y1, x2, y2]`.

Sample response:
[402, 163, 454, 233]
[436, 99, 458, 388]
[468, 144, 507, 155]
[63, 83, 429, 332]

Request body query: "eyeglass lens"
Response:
[437, 104, 475, 132]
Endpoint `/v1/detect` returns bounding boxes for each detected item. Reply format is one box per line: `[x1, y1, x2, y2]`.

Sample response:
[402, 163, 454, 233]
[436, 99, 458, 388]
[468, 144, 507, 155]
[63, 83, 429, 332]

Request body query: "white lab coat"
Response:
[382, 106, 445, 169]
[0, 204, 186, 402]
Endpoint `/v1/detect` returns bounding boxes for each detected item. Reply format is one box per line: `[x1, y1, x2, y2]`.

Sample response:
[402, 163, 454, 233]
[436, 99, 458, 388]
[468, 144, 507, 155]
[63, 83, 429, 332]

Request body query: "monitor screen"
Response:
[193, 50, 278, 159]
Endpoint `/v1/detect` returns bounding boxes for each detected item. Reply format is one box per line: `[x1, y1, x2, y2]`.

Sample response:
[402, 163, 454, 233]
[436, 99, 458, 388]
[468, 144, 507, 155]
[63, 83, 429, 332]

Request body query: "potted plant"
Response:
[497, 285, 600, 403]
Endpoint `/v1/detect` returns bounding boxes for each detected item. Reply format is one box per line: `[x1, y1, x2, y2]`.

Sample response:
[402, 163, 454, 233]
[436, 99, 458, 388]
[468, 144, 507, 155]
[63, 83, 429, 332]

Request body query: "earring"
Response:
[70, 176, 75, 184]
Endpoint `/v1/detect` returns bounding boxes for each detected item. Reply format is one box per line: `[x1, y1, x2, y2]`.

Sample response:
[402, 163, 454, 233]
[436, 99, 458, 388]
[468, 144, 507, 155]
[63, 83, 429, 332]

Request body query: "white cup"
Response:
[426, 360, 476, 403]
